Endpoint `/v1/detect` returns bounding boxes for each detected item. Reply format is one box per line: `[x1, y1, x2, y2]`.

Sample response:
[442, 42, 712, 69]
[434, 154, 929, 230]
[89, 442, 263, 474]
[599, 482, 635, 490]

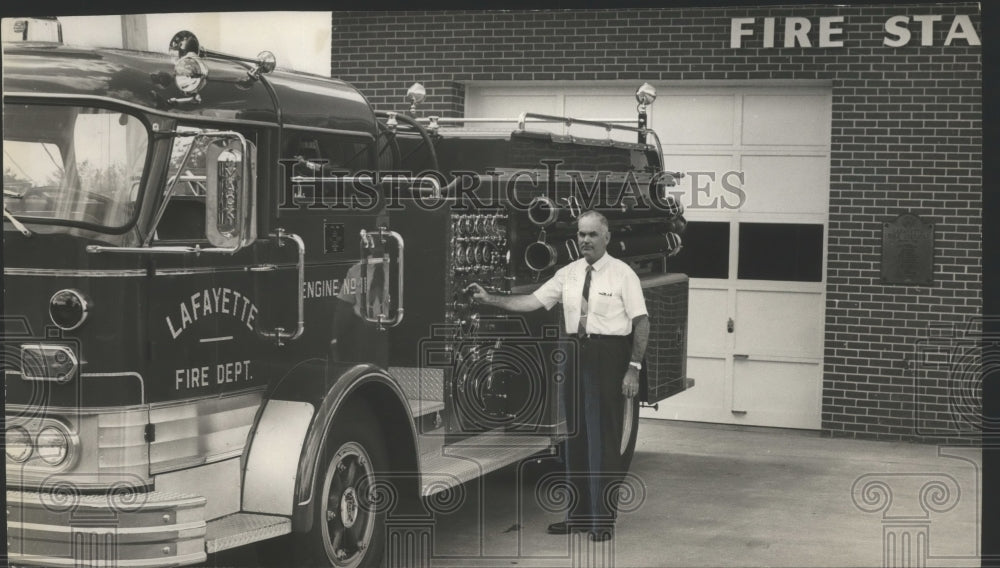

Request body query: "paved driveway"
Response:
[211, 420, 981, 567]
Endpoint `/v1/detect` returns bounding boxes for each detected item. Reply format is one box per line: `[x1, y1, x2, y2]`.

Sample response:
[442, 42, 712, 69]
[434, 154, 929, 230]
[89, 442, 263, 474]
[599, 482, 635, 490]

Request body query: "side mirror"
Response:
[205, 136, 257, 250]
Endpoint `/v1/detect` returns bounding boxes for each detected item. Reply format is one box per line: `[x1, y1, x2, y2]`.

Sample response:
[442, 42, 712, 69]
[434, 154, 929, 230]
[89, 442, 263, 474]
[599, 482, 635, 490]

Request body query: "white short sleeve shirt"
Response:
[532, 253, 648, 335]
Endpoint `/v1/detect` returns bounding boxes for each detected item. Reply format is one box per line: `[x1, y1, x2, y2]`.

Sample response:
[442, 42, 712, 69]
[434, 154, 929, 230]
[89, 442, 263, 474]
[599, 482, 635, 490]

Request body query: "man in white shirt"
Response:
[466, 210, 649, 541]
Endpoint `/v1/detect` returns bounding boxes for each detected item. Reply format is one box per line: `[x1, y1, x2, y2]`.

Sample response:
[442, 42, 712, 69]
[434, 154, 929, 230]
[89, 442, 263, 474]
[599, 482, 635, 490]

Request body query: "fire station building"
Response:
[330, 4, 982, 444]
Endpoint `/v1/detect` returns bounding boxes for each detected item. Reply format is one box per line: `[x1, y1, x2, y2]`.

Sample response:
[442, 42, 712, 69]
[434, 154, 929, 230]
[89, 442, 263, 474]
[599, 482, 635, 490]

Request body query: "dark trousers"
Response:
[564, 335, 631, 528]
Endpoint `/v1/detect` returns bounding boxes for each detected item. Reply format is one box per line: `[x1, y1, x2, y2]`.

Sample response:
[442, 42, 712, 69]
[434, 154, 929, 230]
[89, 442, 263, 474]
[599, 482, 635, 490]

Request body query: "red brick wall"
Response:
[331, 4, 982, 444]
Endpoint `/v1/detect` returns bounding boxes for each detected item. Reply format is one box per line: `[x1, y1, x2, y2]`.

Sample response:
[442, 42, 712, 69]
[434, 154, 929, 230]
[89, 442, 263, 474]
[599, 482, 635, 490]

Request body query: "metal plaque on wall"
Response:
[881, 213, 934, 285]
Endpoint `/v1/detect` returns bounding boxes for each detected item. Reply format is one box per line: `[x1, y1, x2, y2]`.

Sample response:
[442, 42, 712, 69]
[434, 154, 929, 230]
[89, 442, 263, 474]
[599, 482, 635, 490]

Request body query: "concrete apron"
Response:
[426, 419, 982, 568]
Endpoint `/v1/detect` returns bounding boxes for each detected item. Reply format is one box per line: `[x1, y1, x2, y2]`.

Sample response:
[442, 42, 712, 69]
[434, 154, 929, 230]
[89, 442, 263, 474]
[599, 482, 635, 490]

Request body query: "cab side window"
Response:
[284, 131, 372, 176]
[154, 126, 210, 242]
[282, 130, 374, 209]
[154, 126, 258, 242]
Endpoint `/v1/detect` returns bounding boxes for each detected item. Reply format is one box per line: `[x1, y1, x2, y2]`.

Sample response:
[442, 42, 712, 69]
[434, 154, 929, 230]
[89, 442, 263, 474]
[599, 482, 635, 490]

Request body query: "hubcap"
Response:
[341, 487, 358, 528]
[320, 441, 377, 567]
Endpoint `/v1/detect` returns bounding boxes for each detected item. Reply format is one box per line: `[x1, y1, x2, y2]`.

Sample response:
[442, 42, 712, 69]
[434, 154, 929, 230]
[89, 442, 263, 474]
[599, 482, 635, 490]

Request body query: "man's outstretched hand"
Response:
[464, 283, 489, 304]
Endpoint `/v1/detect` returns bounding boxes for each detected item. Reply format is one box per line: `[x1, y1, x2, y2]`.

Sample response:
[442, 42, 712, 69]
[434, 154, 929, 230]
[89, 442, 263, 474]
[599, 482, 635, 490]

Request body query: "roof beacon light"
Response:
[406, 83, 426, 116]
[168, 30, 203, 59]
[635, 82, 657, 107]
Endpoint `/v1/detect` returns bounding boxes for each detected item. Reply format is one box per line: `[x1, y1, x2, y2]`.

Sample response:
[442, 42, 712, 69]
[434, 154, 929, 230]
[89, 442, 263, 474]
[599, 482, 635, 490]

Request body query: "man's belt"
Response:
[577, 333, 628, 340]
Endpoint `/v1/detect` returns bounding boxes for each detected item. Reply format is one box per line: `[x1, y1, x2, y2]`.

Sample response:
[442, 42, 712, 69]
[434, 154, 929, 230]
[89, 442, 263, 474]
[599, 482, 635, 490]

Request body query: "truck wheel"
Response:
[619, 395, 640, 472]
[303, 404, 388, 568]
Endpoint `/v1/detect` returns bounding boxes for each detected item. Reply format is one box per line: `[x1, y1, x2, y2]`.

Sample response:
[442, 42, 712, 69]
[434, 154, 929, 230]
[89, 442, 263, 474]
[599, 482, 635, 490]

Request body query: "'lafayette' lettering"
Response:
[166, 287, 259, 339]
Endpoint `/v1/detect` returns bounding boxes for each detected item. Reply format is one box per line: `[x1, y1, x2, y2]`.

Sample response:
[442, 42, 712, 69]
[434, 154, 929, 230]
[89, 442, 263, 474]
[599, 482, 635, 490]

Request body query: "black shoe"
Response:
[588, 527, 614, 541]
[547, 521, 586, 534]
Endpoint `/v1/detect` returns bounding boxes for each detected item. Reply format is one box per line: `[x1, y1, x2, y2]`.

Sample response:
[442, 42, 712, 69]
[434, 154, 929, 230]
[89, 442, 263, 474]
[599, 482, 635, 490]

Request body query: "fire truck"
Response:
[3, 20, 691, 567]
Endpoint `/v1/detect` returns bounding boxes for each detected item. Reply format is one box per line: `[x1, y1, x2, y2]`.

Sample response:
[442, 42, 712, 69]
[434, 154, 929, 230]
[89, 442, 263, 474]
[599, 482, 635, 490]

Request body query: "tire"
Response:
[619, 395, 640, 472]
[299, 401, 388, 568]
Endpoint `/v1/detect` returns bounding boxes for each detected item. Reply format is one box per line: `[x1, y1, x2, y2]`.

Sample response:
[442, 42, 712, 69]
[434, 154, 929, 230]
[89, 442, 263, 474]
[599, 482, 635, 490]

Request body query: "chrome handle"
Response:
[360, 227, 405, 329]
[249, 263, 278, 272]
[257, 229, 305, 346]
[382, 228, 405, 328]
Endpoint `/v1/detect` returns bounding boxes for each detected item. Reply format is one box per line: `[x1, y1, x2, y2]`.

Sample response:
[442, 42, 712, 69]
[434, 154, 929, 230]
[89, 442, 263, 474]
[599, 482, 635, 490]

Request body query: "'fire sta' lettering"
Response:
[166, 287, 258, 339]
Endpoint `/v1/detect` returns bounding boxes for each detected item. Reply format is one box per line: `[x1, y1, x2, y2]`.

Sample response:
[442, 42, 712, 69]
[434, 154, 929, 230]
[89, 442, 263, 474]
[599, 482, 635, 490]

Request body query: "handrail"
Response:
[417, 117, 639, 124]
[256, 229, 305, 345]
[411, 112, 664, 167]
[359, 227, 405, 330]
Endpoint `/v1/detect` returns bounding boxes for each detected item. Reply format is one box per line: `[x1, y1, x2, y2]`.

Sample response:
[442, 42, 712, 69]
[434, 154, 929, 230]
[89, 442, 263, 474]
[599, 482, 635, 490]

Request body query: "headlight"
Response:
[175, 54, 208, 95]
[6, 426, 33, 463]
[49, 289, 90, 331]
[35, 426, 70, 466]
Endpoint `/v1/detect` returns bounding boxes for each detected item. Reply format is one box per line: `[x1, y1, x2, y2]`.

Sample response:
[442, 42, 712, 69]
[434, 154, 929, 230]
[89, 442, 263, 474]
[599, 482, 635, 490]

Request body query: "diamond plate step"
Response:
[408, 398, 445, 418]
[419, 433, 554, 497]
[205, 513, 291, 553]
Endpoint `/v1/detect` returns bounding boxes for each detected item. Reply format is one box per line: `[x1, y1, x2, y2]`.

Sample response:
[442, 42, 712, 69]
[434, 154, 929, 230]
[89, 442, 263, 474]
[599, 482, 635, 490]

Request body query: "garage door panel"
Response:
[732, 360, 821, 429]
[645, 356, 727, 420]
[734, 290, 823, 359]
[743, 94, 830, 146]
[654, 95, 735, 146]
[565, 94, 642, 143]
[661, 154, 736, 211]
[688, 288, 729, 354]
[468, 93, 561, 132]
[740, 155, 828, 214]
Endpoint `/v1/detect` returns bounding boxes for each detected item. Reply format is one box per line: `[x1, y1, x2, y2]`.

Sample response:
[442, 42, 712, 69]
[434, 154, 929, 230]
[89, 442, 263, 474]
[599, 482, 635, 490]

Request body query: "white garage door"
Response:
[466, 84, 832, 430]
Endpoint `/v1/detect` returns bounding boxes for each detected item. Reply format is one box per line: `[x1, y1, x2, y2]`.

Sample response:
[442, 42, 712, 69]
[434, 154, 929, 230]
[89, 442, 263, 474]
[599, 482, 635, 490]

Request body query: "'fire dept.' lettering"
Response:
[166, 288, 258, 339]
[175, 360, 253, 390]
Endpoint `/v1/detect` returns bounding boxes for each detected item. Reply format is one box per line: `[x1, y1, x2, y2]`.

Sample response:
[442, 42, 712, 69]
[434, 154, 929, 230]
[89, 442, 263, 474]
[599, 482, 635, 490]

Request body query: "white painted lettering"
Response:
[763, 17, 776, 48]
[731, 17, 755, 48]
[912, 14, 942, 46]
[221, 288, 231, 314]
[190, 292, 201, 321]
[179, 303, 193, 329]
[884, 16, 911, 47]
[785, 17, 811, 48]
[945, 15, 980, 46]
[247, 305, 258, 332]
[212, 288, 223, 312]
[167, 315, 182, 339]
[819, 16, 845, 47]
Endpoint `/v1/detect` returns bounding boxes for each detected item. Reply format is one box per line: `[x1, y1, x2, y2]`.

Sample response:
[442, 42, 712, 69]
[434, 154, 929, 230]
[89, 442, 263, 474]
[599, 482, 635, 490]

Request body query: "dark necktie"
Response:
[578, 265, 593, 336]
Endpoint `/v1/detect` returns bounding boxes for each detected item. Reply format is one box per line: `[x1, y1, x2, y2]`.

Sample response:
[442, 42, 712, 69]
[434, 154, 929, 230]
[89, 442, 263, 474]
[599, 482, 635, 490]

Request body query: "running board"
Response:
[205, 513, 291, 553]
[408, 398, 445, 418]
[419, 433, 554, 497]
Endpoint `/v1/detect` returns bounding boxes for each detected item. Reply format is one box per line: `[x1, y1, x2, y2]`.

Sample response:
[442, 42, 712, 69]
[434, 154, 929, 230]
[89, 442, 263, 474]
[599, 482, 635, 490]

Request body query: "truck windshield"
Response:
[3, 103, 149, 230]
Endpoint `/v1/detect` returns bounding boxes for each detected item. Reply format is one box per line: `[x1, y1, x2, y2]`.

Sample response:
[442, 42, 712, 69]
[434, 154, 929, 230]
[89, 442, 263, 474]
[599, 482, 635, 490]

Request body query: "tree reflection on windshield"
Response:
[2, 104, 149, 230]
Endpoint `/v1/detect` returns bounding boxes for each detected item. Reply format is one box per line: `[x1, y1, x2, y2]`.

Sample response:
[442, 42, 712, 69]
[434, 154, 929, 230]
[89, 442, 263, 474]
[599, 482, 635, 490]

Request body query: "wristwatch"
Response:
[628, 361, 642, 371]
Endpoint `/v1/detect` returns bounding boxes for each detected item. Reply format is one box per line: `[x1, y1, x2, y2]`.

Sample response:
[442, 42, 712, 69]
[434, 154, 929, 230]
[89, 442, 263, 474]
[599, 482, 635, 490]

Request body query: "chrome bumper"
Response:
[7, 489, 207, 567]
